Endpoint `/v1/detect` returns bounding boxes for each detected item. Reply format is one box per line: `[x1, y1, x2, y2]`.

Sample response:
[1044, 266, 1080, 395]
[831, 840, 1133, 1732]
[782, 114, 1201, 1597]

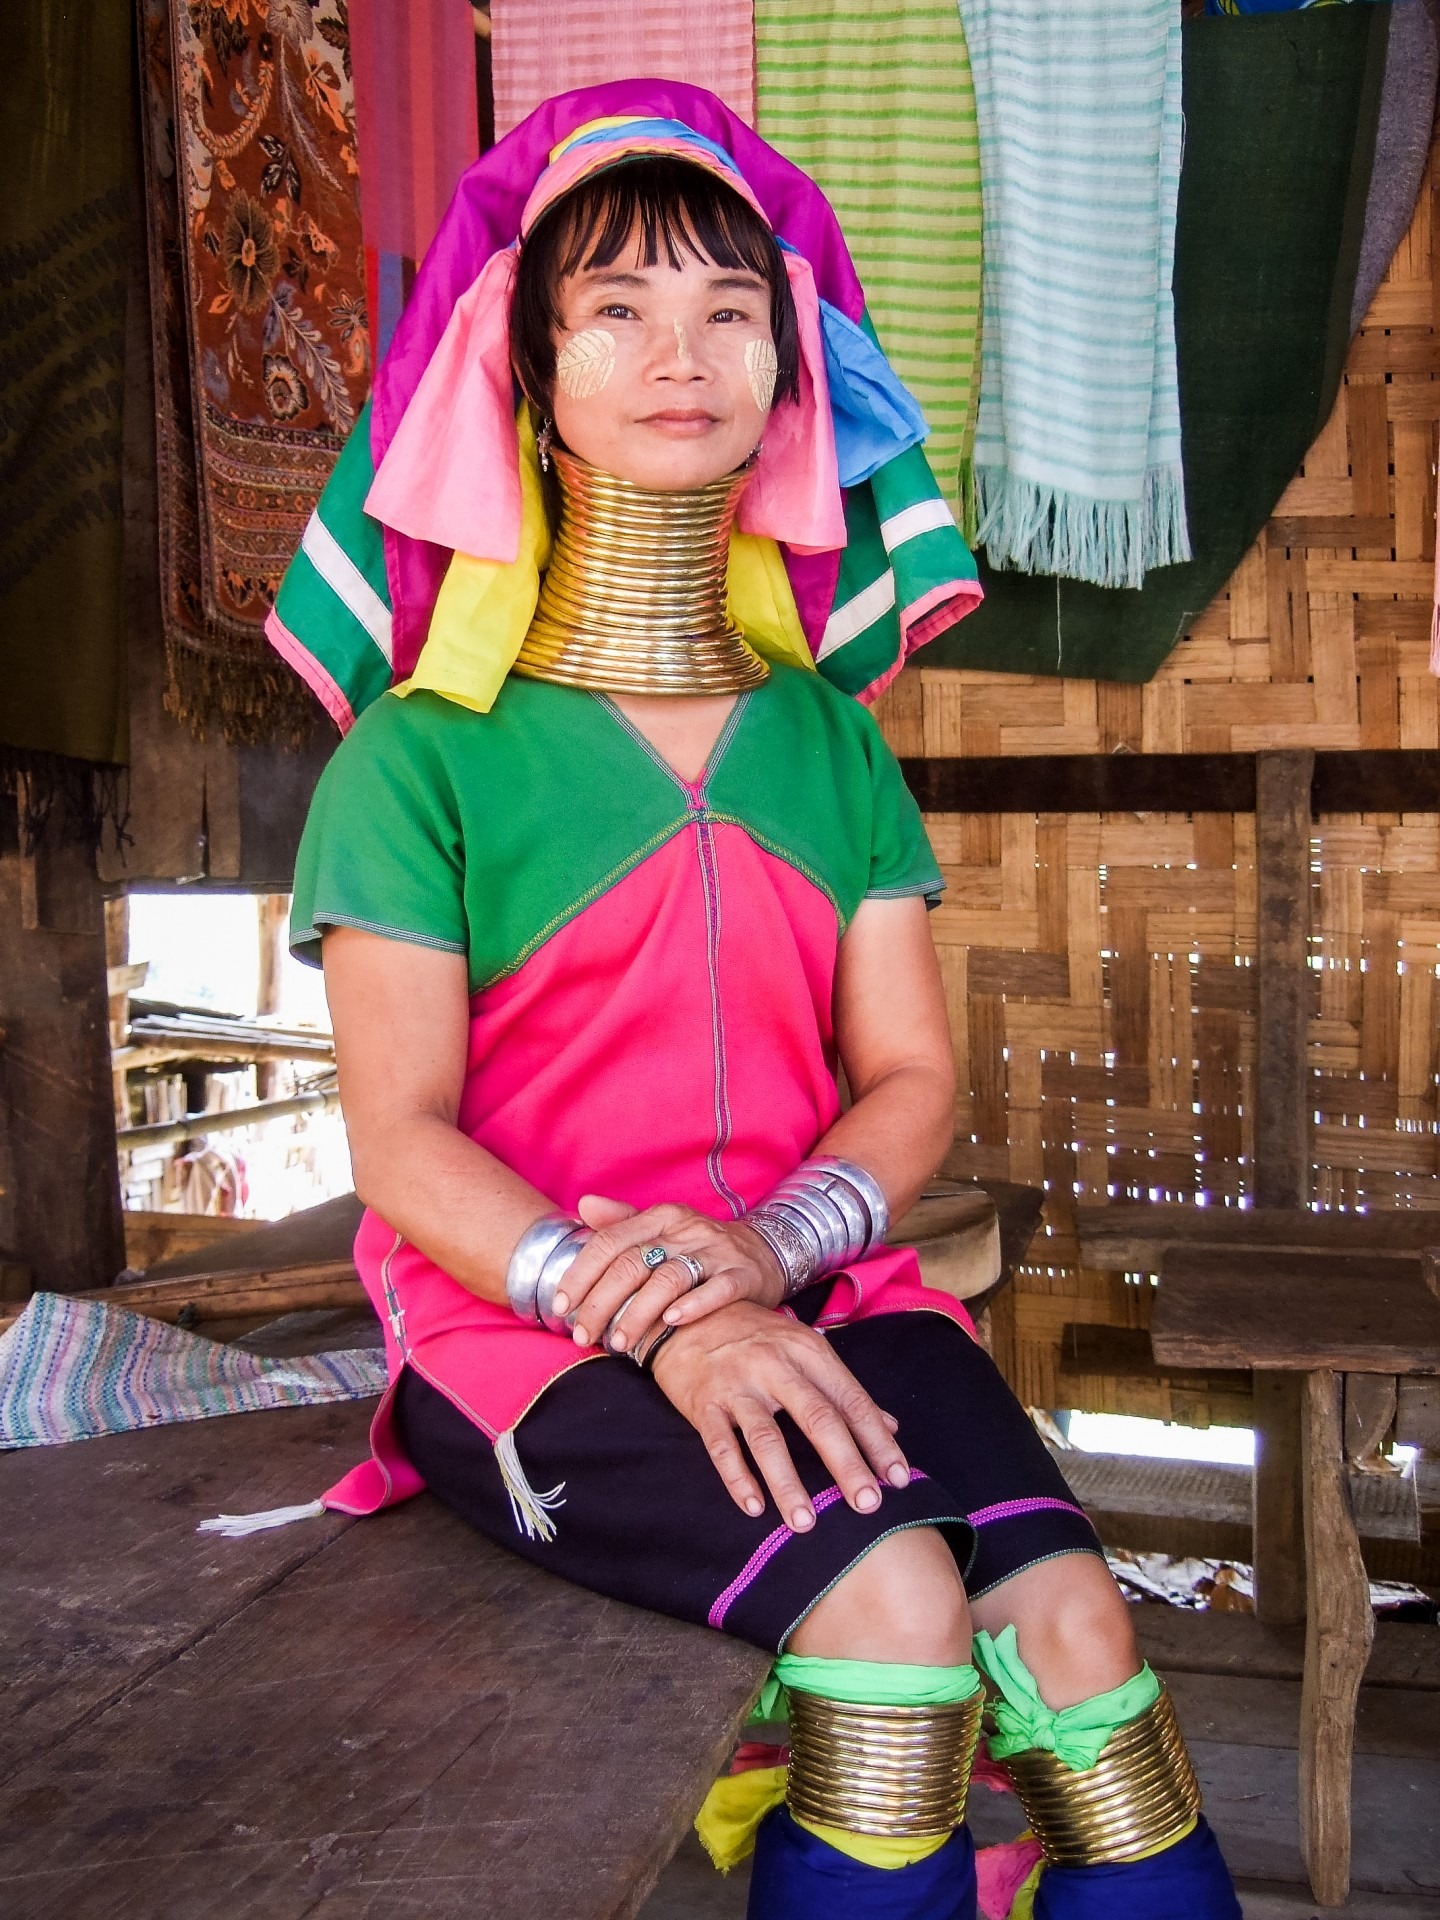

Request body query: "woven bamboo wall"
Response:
[877, 157, 1440, 1426]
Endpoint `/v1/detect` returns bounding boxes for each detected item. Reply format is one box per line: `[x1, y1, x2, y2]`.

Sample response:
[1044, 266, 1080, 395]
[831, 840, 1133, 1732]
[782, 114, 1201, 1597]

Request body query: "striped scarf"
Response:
[960, 0, 1190, 589]
[0, 1291, 385, 1448]
[754, 0, 984, 521]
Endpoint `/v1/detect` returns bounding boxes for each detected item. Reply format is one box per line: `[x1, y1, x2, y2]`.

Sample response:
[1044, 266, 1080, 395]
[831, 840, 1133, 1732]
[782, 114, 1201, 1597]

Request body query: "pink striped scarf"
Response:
[491, 0, 756, 137]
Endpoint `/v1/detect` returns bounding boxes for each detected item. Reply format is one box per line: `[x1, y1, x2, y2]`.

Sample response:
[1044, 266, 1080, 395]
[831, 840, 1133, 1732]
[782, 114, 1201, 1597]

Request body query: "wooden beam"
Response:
[0, 1258, 364, 1335]
[1078, 1201, 1440, 1273]
[1249, 750, 1315, 1627]
[897, 748, 1440, 816]
[1299, 1368, 1375, 1907]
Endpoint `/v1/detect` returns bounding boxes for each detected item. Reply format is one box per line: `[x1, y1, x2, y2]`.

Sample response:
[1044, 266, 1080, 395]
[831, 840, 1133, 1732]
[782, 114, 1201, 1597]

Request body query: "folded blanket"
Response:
[0, 1291, 386, 1449]
[754, 0, 984, 516]
[959, 0, 1189, 589]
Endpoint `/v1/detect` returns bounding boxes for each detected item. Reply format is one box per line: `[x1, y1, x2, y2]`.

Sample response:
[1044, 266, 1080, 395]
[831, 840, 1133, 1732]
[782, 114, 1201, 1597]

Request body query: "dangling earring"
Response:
[537, 417, 554, 473]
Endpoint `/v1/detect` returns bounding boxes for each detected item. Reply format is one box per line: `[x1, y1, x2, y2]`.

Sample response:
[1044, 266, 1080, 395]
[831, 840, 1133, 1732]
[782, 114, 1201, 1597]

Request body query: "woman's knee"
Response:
[971, 1551, 1139, 1709]
[786, 1526, 971, 1666]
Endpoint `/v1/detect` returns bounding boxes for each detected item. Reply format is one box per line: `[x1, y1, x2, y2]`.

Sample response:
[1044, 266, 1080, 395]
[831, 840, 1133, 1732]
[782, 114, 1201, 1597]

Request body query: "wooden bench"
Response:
[1, 1400, 770, 1919]
[1152, 1246, 1440, 1908]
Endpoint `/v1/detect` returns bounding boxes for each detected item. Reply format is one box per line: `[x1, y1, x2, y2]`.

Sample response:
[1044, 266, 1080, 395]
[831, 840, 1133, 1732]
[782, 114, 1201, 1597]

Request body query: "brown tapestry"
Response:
[139, 0, 370, 743]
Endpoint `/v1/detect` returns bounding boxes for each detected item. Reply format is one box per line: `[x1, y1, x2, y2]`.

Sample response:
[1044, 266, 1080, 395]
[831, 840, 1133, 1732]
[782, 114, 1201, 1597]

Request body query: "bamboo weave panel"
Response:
[878, 158, 1440, 1426]
[877, 158, 1440, 760]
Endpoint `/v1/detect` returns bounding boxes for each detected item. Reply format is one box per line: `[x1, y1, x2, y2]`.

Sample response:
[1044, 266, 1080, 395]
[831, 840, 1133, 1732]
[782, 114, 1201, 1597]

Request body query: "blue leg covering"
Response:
[746, 1807, 977, 1920]
[1033, 1818, 1241, 1920]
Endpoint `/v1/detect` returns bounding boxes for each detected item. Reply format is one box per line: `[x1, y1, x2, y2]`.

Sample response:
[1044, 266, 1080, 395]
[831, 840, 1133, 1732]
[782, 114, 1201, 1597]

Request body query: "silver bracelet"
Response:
[746, 1156, 890, 1300]
[505, 1212, 593, 1334]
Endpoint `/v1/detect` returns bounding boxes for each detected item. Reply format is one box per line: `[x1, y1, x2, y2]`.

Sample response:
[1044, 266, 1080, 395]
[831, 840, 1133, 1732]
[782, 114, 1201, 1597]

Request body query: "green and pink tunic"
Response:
[291, 662, 968, 1515]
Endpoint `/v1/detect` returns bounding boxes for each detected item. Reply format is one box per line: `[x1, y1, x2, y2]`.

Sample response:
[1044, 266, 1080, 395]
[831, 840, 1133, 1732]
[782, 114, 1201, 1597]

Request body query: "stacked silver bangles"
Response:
[504, 1213, 592, 1334]
[745, 1156, 889, 1300]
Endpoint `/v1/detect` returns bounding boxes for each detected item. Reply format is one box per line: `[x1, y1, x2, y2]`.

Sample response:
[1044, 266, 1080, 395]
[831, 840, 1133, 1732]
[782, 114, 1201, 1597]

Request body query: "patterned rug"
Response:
[0, 1291, 385, 1449]
[138, 0, 371, 745]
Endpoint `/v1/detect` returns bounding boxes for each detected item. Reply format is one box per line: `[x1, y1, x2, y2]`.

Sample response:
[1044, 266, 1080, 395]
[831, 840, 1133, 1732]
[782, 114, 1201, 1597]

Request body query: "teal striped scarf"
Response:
[959, 0, 1190, 590]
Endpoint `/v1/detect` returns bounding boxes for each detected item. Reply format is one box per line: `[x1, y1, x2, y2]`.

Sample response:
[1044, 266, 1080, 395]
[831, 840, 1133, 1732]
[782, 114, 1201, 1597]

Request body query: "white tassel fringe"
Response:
[197, 1498, 327, 1538]
[495, 1429, 565, 1543]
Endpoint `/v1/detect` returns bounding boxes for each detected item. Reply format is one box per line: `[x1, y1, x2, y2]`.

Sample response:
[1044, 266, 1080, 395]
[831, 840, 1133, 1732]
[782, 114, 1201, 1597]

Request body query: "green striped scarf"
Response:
[269, 406, 978, 728]
[754, 0, 984, 525]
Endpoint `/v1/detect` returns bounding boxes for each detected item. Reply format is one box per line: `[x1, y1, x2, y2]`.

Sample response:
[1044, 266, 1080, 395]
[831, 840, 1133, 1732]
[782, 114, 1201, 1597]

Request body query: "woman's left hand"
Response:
[553, 1195, 787, 1356]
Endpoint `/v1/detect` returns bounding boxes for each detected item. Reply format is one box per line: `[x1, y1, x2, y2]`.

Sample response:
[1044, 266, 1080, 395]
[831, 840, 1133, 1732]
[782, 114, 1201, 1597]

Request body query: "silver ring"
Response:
[670, 1252, 705, 1290]
[639, 1244, 668, 1271]
[604, 1287, 643, 1350]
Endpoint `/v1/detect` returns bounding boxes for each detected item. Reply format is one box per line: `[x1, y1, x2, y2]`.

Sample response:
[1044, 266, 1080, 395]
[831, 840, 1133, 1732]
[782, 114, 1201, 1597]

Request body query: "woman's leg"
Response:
[970, 1552, 1241, 1920]
[747, 1527, 982, 1920]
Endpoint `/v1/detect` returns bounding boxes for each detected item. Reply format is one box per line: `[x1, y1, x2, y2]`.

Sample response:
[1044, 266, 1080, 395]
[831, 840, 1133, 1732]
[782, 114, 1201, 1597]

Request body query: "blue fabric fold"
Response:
[747, 1808, 977, 1920]
[1034, 1819, 1241, 1920]
[817, 298, 930, 487]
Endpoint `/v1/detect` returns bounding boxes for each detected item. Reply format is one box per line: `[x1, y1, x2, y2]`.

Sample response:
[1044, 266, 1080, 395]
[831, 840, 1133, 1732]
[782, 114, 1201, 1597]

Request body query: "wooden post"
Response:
[1299, 1368, 1374, 1907]
[1250, 750, 1314, 1624]
[0, 810, 126, 1294]
[255, 893, 288, 1101]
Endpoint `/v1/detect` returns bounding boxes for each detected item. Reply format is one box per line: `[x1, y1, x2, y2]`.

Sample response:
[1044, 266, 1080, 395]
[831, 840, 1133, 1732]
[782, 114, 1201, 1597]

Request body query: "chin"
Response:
[566, 424, 750, 493]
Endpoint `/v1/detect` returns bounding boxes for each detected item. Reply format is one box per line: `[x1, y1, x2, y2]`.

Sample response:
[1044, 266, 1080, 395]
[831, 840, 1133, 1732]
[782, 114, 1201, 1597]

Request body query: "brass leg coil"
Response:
[785, 1689, 985, 1839]
[999, 1685, 1202, 1868]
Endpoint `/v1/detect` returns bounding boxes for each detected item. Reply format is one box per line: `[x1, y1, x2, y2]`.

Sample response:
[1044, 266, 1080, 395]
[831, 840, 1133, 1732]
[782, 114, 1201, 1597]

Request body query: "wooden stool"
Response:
[1152, 1246, 1440, 1907]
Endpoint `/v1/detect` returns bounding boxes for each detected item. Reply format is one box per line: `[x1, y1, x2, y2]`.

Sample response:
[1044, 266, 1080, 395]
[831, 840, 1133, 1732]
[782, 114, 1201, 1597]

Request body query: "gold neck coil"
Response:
[785, 1689, 984, 1839]
[512, 444, 770, 697]
[999, 1686, 1202, 1868]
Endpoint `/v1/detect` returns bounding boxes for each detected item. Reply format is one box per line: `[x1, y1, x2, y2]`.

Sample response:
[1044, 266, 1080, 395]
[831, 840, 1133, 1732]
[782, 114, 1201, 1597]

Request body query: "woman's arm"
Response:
[323, 925, 551, 1303]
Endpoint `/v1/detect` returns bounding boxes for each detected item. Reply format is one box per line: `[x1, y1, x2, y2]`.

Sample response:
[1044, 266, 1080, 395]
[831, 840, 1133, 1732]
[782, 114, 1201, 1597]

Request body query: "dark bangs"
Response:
[511, 156, 801, 413]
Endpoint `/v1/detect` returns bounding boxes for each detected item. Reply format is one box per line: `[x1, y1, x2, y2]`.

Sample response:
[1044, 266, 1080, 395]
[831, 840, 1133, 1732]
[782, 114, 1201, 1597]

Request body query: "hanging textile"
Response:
[139, 0, 370, 745]
[1351, 0, 1439, 330]
[958, 0, 1188, 590]
[0, 1, 132, 828]
[490, 0, 756, 138]
[349, 0, 480, 363]
[753, 0, 983, 520]
[929, 3, 1390, 683]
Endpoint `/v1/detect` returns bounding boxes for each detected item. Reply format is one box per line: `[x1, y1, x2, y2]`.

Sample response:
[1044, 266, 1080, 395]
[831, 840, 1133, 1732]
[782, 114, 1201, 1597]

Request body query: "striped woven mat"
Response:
[754, 0, 984, 520]
[0, 1291, 386, 1449]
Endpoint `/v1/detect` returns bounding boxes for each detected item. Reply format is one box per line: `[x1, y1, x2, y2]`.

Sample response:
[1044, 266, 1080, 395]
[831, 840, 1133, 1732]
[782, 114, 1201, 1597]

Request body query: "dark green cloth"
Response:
[0, 2, 133, 767]
[928, 6, 1390, 683]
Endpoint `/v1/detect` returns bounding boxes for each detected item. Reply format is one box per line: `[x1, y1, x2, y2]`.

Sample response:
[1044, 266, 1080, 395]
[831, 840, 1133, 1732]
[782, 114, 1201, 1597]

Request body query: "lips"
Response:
[639, 410, 719, 432]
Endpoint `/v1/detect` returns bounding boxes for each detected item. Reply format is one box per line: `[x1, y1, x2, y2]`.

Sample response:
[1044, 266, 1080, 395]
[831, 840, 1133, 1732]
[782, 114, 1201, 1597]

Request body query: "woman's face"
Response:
[545, 229, 780, 492]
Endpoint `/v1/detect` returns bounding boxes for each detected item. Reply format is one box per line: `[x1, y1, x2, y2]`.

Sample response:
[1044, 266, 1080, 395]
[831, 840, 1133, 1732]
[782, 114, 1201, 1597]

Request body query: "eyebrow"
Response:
[577, 267, 766, 294]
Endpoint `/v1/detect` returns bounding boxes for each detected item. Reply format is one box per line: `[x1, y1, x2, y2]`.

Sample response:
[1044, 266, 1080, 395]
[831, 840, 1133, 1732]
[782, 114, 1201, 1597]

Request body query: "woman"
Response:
[272, 92, 1240, 1920]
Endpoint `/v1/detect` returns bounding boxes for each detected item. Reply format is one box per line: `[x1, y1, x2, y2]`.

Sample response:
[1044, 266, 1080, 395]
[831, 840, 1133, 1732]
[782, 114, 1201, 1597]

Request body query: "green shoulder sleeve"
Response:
[290, 695, 468, 970]
[860, 710, 944, 905]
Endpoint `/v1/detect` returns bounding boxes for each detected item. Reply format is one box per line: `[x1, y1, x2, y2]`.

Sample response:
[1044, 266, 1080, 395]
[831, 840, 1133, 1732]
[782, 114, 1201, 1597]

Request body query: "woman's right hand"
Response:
[649, 1302, 911, 1531]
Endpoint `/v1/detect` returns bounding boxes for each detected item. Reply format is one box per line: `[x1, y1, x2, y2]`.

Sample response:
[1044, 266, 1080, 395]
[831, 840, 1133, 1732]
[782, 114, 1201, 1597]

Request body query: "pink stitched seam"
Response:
[967, 1496, 1088, 1528]
[707, 1470, 931, 1631]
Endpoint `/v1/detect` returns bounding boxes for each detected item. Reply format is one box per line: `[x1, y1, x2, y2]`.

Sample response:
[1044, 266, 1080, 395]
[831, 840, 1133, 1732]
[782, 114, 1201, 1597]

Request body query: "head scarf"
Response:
[267, 81, 981, 730]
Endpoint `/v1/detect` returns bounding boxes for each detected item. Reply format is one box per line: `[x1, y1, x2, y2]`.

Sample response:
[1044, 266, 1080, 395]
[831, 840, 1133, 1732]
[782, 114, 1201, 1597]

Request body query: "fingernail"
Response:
[888, 1463, 910, 1487]
[663, 1308, 680, 1324]
[745, 1497, 764, 1516]
[553, 1293, 569, 1316]
[791, 1508, 814, 1531]
[609, 1331, 627, 1352]
[573, 1327, 591, 1346]
[856, 1485, 880, 1512]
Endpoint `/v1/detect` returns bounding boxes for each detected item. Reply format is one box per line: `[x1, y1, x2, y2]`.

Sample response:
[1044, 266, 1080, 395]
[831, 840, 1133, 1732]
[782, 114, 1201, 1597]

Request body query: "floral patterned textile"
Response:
[139, 0, 370, 742]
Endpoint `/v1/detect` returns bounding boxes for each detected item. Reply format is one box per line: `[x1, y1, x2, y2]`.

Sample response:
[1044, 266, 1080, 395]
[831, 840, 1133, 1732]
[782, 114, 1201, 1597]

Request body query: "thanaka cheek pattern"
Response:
[745, 338, 779, 414]
[556, 328, 616, 400]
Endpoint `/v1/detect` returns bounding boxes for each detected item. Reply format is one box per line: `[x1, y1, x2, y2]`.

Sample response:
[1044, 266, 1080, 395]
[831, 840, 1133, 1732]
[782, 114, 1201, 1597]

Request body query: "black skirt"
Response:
[393, 1305, 1102, 1654]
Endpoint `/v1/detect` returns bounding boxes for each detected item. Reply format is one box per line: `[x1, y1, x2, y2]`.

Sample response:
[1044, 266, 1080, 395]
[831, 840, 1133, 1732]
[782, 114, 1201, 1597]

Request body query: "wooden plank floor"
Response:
[2, 1403, 768, 1920]
[6, 1396, 1437, 1917]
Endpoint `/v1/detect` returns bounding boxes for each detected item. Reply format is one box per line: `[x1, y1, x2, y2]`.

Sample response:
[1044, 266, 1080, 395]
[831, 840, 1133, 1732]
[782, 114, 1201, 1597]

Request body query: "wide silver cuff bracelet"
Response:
[505, 1212, 592, 1334]
[747, 1156, 890, 1300]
